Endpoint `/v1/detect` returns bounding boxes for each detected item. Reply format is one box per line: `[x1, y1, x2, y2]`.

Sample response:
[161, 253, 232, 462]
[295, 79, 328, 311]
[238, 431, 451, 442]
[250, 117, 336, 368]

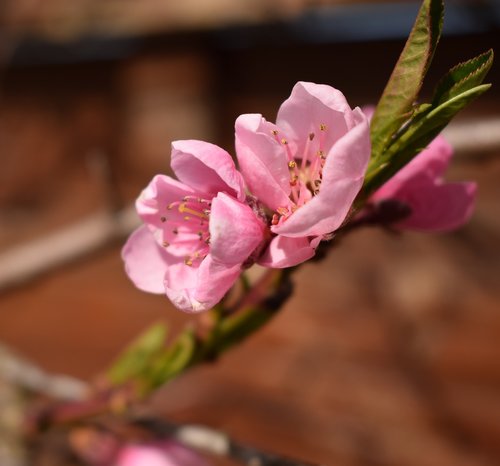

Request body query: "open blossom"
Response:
[235, 81, 371, 267]
[371, 135, 477, 231]
[122, 140, 265, 313]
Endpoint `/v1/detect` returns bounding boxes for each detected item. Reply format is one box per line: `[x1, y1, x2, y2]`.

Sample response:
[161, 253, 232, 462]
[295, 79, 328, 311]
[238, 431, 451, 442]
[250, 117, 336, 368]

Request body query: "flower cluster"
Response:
[122, 82, 476, 313]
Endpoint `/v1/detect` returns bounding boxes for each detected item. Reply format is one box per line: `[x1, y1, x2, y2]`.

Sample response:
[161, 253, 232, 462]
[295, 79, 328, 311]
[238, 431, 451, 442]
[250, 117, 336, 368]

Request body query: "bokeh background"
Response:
[0, 0, 499, 464]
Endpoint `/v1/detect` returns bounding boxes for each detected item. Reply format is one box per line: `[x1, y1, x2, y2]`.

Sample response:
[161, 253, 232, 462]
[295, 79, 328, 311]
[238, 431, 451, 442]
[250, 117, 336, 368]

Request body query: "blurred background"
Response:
[0, 0, 499, 464]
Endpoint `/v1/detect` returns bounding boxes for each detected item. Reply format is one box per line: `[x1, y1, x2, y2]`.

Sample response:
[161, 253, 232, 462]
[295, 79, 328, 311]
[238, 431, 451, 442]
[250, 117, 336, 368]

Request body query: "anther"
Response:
[309, 132, 315, 140]
[160, 216, 166, 222]
[162, 241, 169, 247]
[317, 150, 325, 158]
[288, 160, 296, 168]
[281, 138, 288, 145]
[271, 130, 278, 136]
[184, 257, 193, 266]
[320, 123, 327, 131]
[277, 207, 288, 216]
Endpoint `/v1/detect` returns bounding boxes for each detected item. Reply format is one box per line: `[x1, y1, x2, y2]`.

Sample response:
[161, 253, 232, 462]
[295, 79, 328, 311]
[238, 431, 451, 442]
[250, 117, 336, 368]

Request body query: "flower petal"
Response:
[171, 140, 245, 201]
[373, 136, 453, 202]
[276, 81, 355, 156]
[395, 177, 477, 232]
[121, 226, 170, 294]
[258, 235, 316, 268]
[135, 175, 202, 256]
[235, 114, 292, 211]
[209, 192, 265, 266]
[164, 255, 241, 313]
[272, 113, 370, 237]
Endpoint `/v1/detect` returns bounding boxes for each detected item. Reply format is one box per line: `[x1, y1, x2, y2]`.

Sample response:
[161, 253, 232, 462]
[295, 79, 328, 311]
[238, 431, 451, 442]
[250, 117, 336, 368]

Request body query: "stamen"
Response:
[288, 160, 296, 169]
[184, 257, 193, 266]
[162, 241, 169, 247]
[320, 123, 327, 131]
[178, 202, 209, 219]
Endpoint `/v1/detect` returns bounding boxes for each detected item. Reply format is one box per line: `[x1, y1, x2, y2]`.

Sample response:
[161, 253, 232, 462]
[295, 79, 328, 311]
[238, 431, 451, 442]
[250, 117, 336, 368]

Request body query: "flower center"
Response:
[159, 195, 212, 266]
[271, 124, 327, 225]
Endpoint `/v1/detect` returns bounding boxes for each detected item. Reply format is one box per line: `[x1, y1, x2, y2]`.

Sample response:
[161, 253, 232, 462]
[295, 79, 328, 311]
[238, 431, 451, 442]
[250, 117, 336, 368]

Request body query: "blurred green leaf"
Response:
[144, 329, 197, 391]
[370, 0, 444, 159]
[432, 49, 494, 105]
[107, 323, 168, 385]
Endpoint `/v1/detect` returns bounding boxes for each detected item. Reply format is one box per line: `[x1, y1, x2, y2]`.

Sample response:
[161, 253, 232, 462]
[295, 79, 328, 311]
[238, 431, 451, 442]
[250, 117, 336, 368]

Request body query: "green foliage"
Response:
[107, 323, 168, 385]
[432, 49, 494, 106]
[363, 84, 491, 194]
[370, 0, 444, 160]
[362, 0, 492, 199]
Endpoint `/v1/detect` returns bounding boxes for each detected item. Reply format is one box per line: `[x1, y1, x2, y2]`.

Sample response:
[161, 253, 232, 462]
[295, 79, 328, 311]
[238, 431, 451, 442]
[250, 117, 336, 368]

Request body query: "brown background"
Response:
[0, 1, 499, 464]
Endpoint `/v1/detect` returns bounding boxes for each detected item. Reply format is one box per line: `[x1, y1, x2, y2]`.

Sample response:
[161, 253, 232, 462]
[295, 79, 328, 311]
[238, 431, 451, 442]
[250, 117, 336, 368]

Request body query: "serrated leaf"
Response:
[370, 0, 444, 160]
[363, 84, 491, 196]
[432, 49, 494, 105]
[107, 323, 168, 385]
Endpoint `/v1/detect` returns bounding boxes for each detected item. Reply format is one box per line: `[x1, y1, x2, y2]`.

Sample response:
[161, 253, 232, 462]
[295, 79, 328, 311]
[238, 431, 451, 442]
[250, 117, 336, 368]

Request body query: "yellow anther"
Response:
[320, 123, 327, 131]
[281, 138, 288, 145]
[317, 150, 325, 158]
[179, 202, 209, 219]
[271, 130, 278, 135]
[184, 257, 193, 266]
[288, 160, 296, 168]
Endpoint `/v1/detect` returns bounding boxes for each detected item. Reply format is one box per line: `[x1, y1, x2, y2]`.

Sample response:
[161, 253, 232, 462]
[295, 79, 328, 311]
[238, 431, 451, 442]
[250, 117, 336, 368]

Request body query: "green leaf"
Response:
[144, 329, 197, 390]
[370, 0, 444, 159]
[432, 49, 494, 105]
[363, 84, 491, 196]
[107, 323, 168, 385]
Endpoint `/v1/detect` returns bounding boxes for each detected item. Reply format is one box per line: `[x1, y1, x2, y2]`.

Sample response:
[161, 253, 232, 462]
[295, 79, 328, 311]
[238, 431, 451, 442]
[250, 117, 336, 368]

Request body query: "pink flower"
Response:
[122, 140, 265, 313]
[371, 135, 477, 231]
[115, 441, 209, 466]
[235, 81, 371, 267]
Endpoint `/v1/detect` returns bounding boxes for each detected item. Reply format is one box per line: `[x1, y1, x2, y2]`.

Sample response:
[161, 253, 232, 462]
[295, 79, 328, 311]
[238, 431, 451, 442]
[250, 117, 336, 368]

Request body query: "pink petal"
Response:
[121, 226, 170, 294]
[209, 192, 265, 266]
[258, 235, 316, 268]
[164, 255, 241, 313]
[396, 178, 477, 232]
[276, 82, 355, 157]
[171, 140, 245, 201]
[136, 175, 196, 225]
[272, 114, 370, 237]
[373, 136, 453, 201]
[235, 114, 292, 211]
[135, 175, 201, 255]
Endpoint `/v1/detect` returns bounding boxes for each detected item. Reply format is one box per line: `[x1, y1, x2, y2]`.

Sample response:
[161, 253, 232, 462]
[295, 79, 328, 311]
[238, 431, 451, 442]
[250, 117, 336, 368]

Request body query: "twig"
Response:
[0, 343, 88, 401]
